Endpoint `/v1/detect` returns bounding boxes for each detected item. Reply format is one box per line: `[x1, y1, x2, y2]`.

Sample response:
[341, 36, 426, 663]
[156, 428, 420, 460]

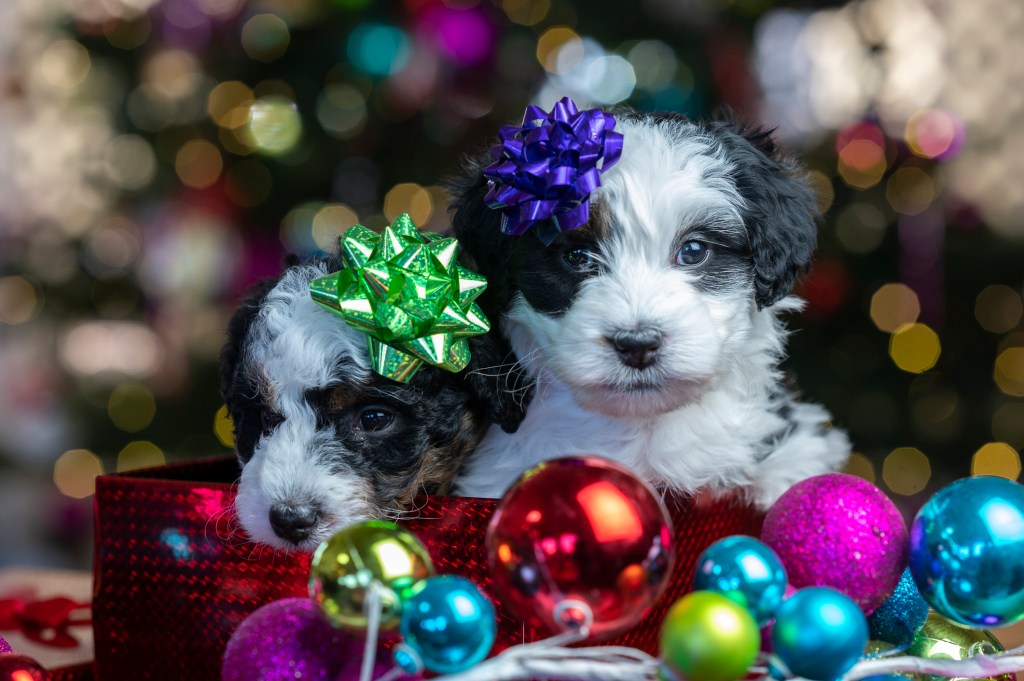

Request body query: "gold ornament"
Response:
[907, 612, 1013, 681]
[309, 520, 434, 631]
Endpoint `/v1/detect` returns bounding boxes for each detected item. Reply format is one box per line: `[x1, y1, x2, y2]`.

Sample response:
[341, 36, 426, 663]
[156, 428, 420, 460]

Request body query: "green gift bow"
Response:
[309, 213, 491, 382]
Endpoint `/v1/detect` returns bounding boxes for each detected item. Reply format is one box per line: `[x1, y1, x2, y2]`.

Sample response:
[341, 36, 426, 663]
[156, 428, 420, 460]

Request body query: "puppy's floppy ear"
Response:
[445, 151, 515, 319]
[463, 331, 534, 434]
[219, 277, 277, 401]
[448, 150, 535, 432]
[708, 119, 819, 309]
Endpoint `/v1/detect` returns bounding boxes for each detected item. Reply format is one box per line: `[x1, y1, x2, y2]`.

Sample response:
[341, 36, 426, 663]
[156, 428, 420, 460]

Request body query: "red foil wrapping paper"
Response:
[93, 457, 764, 681]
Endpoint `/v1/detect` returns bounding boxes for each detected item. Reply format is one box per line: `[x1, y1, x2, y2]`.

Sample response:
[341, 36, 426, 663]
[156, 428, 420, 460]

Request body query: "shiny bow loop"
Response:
[310, 213, 490, 382]
[483, 96, 622, 244]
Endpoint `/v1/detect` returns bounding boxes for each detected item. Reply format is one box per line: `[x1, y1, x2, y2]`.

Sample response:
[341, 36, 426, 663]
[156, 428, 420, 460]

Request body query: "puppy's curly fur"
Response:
[220, 254, 528, 550]
[448, 111, 850, 507]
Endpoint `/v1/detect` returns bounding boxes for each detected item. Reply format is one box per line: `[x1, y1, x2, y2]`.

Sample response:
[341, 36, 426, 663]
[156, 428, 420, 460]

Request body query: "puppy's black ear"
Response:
[445, 152, 515, 319]
[448, 150, 535, 432]
[219, 277, 277, 402]
[709, 119, 819, 309]
[463, 332, 534, 434]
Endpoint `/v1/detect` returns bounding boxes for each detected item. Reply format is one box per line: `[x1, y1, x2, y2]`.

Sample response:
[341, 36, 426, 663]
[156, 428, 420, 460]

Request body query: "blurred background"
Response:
[0, 0, 1022, 569]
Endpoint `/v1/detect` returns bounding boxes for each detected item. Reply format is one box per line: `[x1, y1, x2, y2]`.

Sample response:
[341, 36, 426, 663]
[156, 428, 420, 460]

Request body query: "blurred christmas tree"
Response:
[0, 0, 1022, 567]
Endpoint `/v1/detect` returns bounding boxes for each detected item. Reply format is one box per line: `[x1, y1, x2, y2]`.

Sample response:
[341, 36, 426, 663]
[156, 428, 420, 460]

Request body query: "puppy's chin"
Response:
[567, 375, 713, 418]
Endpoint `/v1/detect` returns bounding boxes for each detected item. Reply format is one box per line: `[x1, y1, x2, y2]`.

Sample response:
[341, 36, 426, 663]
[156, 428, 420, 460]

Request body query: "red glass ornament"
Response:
[486, 456, 674, 639]
[0, 654, 47, 681]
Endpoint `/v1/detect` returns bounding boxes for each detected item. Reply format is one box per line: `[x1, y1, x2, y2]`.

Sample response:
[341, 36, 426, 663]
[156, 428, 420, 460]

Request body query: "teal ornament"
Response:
[399, 575, 496, 674]
[771, 587, 868, 681]
[909, 475, 1024, 628]
[868, 568, 929, 647]
[693, 535, 788, 625]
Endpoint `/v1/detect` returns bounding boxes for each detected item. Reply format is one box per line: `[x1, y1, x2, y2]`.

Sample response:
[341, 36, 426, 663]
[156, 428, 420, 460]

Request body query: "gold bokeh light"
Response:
[883, 447, 931, 496]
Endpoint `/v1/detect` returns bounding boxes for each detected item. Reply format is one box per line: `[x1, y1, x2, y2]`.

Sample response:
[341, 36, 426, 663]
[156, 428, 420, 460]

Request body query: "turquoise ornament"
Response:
[868, 568, 929, 647]
[771, 587, 868, 681]
[693, 535, 787, 625]
[398, 575, 496, 674]
[909, 476, 1024, 628]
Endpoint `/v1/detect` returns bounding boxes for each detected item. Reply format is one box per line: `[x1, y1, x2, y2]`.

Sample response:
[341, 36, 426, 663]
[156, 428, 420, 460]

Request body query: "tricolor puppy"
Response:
[450, 109, 850, 508]
[219, 255, 526, 551]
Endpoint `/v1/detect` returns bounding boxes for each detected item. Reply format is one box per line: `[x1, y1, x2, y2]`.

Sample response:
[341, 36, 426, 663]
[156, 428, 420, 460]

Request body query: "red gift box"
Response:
[93, 456, 764, 681]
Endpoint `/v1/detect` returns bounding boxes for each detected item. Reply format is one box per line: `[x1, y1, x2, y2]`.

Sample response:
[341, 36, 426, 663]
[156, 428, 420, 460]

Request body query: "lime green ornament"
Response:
[659, 591, 760, 681]
[309, 213, 490, 382]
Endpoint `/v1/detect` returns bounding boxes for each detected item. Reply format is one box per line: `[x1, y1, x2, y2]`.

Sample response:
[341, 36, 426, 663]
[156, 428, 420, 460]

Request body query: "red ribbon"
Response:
[0, 596, 91, 649]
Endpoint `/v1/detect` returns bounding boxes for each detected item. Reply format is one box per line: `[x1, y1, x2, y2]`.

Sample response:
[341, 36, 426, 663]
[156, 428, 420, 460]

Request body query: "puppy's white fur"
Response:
[455, 118, 849, 507]
[234, 263, 375, 552]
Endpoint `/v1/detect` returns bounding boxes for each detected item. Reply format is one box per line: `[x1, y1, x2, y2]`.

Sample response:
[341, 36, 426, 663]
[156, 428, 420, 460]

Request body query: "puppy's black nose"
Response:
[269, 504, 318, 544]
[610, 328, 663, 370]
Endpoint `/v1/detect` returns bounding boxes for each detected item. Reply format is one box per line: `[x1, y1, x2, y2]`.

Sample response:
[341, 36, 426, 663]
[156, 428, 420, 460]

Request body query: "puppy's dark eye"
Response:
[563, 247, 596, 272]
[676, 240, 710, 266]
[261, 409, 283, 435]
[355, 406, 395, 433]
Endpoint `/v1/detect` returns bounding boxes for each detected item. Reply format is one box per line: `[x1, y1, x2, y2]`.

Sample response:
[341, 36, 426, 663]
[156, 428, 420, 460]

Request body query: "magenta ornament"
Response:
[761, 473, 907, 614]
[222, 598, 374, 681]
[0, 635, 10, 654]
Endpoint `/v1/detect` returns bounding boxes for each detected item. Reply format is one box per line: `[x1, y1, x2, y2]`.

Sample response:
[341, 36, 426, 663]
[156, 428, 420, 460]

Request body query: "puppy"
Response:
[219, 255, 526, 551]
[449, 111, 850, 508]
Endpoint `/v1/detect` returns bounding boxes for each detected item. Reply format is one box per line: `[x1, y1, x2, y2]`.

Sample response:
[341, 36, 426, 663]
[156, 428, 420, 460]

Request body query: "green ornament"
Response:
[659, 591, 760, 681]
[310, 213, 490, 382]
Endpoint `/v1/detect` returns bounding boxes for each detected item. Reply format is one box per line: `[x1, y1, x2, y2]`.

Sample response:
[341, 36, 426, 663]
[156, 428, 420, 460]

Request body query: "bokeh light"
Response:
[316, 84, 368, 139]
[835, 203, 888, 254]
[975, 285, 1023, 333]
[836, 122, 888, 189]
[311, 204, 360, 251]
[0, 277, 43, 325]
[889, 323, 941, 373]
[882, 446, 931, 496]
[870, 283, 920, 332]
[117, 441, 166, 472]
[905, 108, 965, 160]
[175, 139, 223, 189]
[40, 40, 91, 89]
[383, 183, 433, 226]
[971, 442, 1021, 480]
[502, 0, 550, 26]
[347, 22, 410, 77]
[844, 452, 876, 483]
[886, 166, 937, 215]
[245, 96, 302, 155]
[54, 449, 104, 499]
[214, 405, 235, 448]
[995, 347, 1024, 396]
[103, 135, 158, 191]
[241, 14, 291, 62]
[536, 27, 582, 73]
[108, 383, 157, 432]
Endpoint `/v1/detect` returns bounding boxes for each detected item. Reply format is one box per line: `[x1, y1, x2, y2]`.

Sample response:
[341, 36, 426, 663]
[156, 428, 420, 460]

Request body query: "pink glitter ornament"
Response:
[222, 598, 391, 681]
[0, 635, 10, 654]
[761, 473, 907, 615]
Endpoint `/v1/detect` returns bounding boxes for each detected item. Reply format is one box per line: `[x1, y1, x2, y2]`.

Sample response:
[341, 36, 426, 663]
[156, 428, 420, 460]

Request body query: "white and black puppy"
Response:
[449, 111, 850, 508]
[219, 255, 527, 551]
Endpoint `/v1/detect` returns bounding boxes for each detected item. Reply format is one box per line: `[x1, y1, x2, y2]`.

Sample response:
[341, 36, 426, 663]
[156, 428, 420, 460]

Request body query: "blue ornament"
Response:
[771, 587, 868, 681]
[909, 475, 1024, 628]
[693, 535, 787, 625]
[868, 568, 929, 647]
[398, 575, 496, 674]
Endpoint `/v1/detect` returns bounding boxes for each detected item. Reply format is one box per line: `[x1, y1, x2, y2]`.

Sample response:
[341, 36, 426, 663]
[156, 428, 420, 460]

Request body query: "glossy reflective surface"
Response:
[487, 456, 674, 639]
[693, 535, 787, 625]
[910, 476, 1024, 628]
